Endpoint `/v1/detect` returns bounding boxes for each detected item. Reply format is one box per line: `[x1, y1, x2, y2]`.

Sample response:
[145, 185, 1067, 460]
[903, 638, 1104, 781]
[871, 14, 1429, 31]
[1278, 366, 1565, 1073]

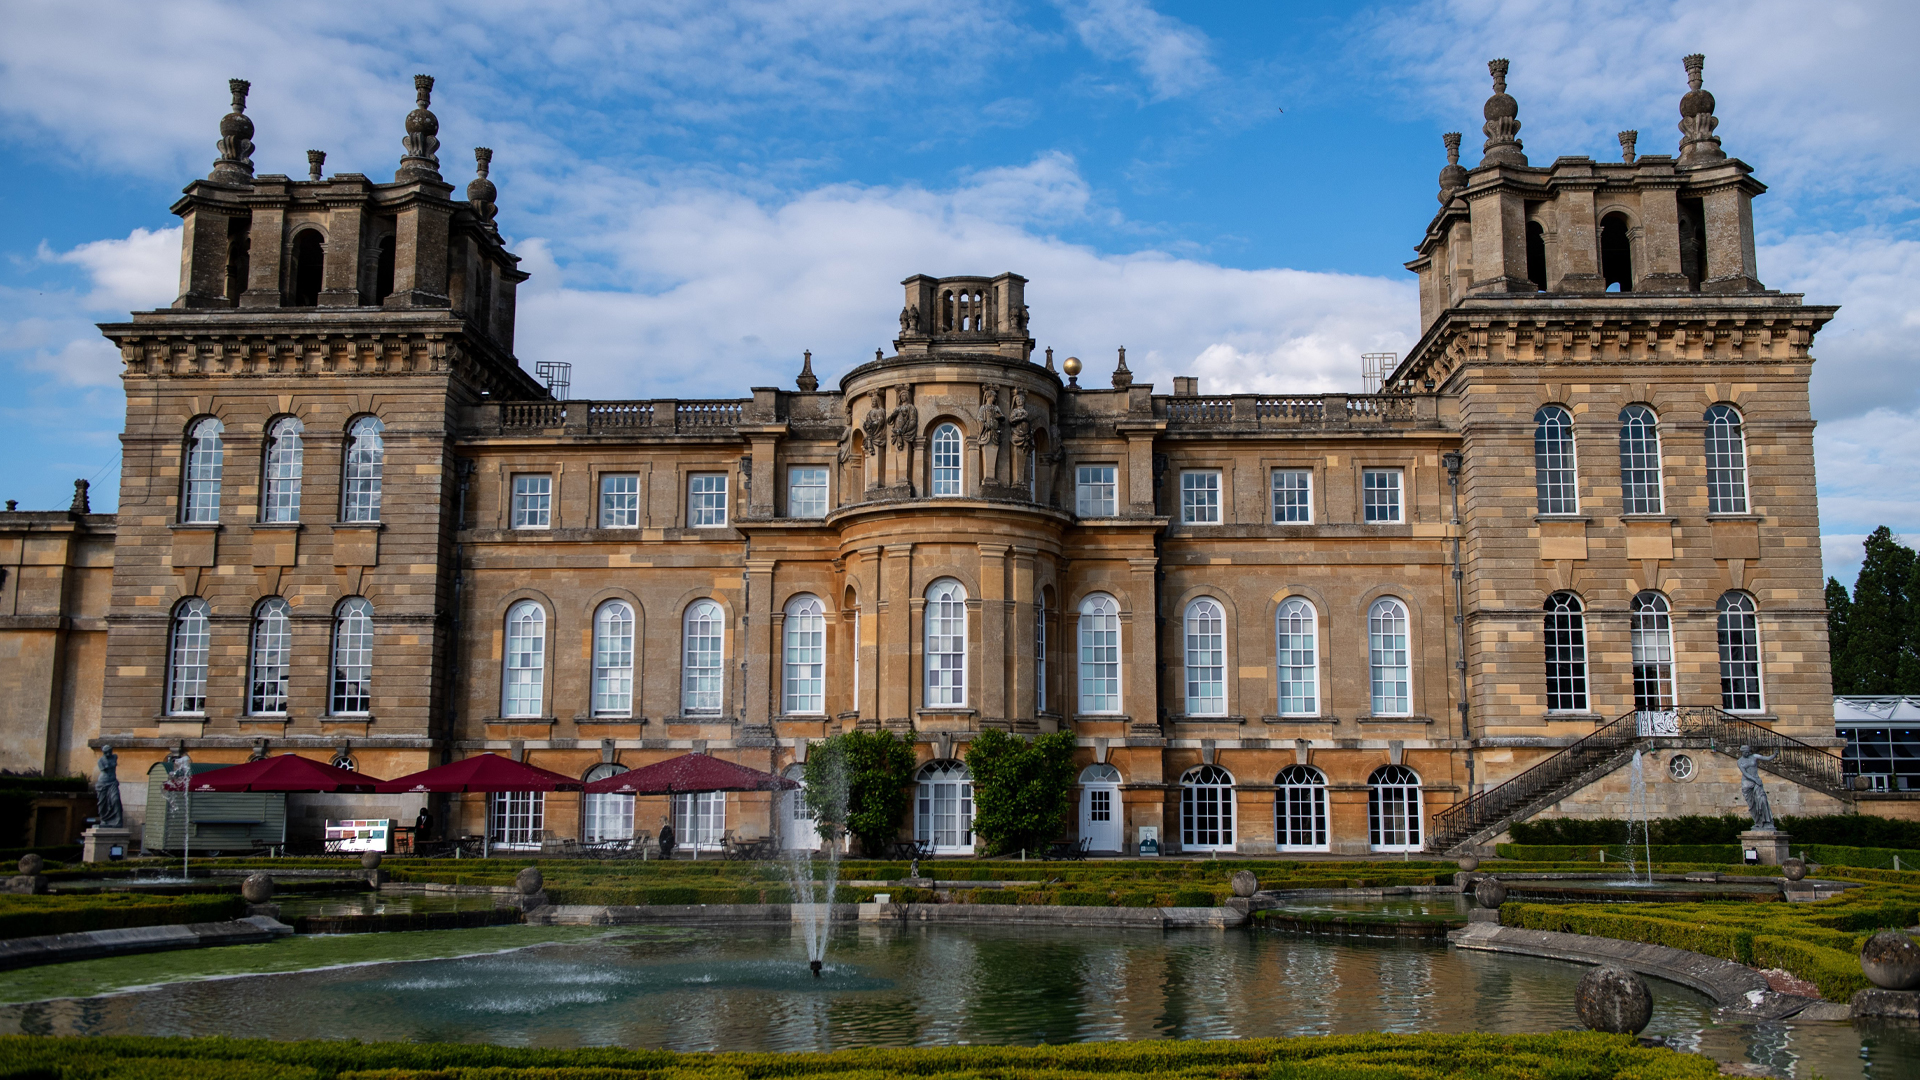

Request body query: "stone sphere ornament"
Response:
[241, 873, 275, 904]
[17, 854, 43, 876]
[1230, 870, 1260, 897]
[361, 851, 384, 871]
[516, 866, 544, 895]
[1473, 877, 1508, 909]
[1457, 856, 1480, 872]
[1782, 858, 1806, 882]
[1575, 965, 1653, 1034]
[1860, 931, 1920, 991]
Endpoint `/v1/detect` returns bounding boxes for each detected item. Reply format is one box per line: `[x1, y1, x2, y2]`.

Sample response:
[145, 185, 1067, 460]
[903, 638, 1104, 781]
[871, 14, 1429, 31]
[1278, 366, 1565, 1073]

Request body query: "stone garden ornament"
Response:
[94, 744, 123, 829]
[1736, 745, 1778, 831]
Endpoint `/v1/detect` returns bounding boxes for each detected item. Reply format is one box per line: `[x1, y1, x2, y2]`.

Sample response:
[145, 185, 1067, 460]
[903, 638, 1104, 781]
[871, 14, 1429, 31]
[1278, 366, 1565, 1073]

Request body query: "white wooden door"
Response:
[1079, 784, 1121, 852]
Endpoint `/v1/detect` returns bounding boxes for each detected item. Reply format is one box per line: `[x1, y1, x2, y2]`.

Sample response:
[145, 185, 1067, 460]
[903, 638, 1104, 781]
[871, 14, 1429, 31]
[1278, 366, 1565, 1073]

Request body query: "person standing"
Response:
[658, 820, 676, 860]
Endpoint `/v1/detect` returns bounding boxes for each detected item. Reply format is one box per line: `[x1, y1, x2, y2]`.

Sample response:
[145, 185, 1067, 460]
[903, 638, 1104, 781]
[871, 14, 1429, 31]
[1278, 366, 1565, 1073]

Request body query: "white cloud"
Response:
[1054, 0, 1216, 99]
[50, 227, 181, 311]
[1814, 406, 1920, 584]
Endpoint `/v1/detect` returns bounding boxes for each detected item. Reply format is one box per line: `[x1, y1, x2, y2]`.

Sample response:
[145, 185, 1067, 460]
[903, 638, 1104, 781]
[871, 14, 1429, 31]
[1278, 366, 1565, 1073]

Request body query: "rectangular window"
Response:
[673, 790, 727, 850]
[1180, 470, 1221, 524]
[1271, 469, 1311, 523]
[1076, 465, 1117, 517]
[688, 473, 728, 527]
[490, 790, 544, 846]
[1363, 469, 1403, 523]
[511, 474, 551, 529]
[788, 466, 829, 519]
[599, 474, 640, 528]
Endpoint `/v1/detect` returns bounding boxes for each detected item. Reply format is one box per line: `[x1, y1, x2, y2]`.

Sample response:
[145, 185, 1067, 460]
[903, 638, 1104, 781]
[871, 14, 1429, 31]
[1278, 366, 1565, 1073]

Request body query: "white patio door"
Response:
[780, 765, 819, 851]
[1077, 763, 1123, 852]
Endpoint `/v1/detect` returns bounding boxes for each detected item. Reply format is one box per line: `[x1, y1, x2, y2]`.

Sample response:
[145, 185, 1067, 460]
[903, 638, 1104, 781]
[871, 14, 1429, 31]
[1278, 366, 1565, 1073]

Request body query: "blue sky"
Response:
[2, 0, 1916, 586]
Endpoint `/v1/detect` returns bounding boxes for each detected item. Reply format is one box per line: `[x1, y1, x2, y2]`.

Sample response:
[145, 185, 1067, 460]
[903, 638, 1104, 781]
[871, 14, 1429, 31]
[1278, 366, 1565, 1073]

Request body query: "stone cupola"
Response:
[894, 274, 1034, 361]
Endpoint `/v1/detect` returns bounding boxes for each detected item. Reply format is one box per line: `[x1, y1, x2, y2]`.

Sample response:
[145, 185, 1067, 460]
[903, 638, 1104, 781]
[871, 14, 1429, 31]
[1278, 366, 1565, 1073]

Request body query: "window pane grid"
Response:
[1076, 465, 1116, 517]
[168, 599, 211, 715]
[342, 417, 384, 522]
[262, 419, 303, 523]
[593, 602, 635, 717]
[1276, 598, 1318, 715]
[915, 762, 973, 850]
[599, 475, 640, 528]
[1180, 765, 1234, 849]
[504, 602, 546, 718]
[783, 598, 825, 714]
[1705, 405, 1749, 513]
[511, 475, 551, 529]
[788, 467, 828, 519]
[1184, 600, 1225, 716]
[1534, 406, 1579, 514]
[1630, 592, 1675, 712]
[689, 474, 728, 527]
[1078, 595, 1120, 713]
[183, 419, 224, 523]
[926, 582, 967, 707]
[683, 600, 724, 713]
[673, 790, 727, 849]
[1718, 593, 1764, 712]
[331, 598, 374, 715]
[1618, 406, 1663, 514]
[1272, 469, 1311, 523]
[931, 425, 962, 496]
[1035, 605, 1048, 713]
[1543, 593, 1588, 712]
[1363, 469, 1402, 523]
[1180, 471, 1220, 524]
[249, 598, 292, 715]
[1276, 765, 1328, 849]
[1368, 599, 1411, 715]
[491, 790, 544, 845]
[1368, 765, 1422, 849]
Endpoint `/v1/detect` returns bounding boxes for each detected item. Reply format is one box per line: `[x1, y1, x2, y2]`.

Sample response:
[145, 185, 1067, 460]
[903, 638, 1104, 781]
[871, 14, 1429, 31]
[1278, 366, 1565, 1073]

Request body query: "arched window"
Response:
[1184, 598, 1227, 716]
[1534, 405, 1578, 514]
[1619, 405, 1663, 514]
[1630, 592, 1674, 712]
[1704, 405, 1749, 514]
[331, 597, 373, 715]
[1718, 592, 1764, 712]
[1275, 598, 1318, 716]
[342, 416, 385, 522]
[182, 418, 224, 524]
[783, 595, 826, 715]
[582, 762, 632, 844]
[1543, 593, 1588, 713]
[1600, 213, 1632, 292]
[925, 579, 967, 707]
[1180, 764, 1235, 851]
[915, 759, 973, 854]
[1034, 594, 1049, 714]
[1368, 765, 1423, 851]
[592, 601, 635, 718]
[682, 599, 725, 715]
[290, 229, 324, 306]
[503, 601, 546, 718]
[1368, 598, 1411, 716]
[1078, 763, 1122, 852]
[931, 422, 963, 496]
[261, 417, 303, 523]
[1077, 593, 1121, 714]
[249, 597, 291, 715]
[167, 598, 211, 715]
[1275, 765, 1328, 851]
[1525, 220, 1547, 291]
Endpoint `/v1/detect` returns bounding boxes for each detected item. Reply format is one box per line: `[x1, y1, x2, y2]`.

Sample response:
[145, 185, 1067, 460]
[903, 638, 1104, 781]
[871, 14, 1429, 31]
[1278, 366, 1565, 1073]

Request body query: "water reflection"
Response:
[1, 923, 1913, 1078]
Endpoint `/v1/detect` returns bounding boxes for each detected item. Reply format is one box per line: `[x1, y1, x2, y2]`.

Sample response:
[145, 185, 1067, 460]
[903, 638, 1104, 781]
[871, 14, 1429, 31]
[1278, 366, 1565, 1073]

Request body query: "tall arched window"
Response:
[182, 418, 224, 523]
[1275, 598, 1318, 716]
[261, 417, 304, 523]
[503, 601, 546, 718]
[1368, 598, 1411, 716]
[582, 762, 633, 844]
[1543, 592, 1588, 713]
[1368, 765, 1423, 851]
[1180, 764, 1235, 852]
[1275, 765, 1328, 851]
[925, 579, 967, 707]
[1184, 598, 1226, 716]
[1630, 591, 1675, 712]
[290, 229, 324, 307]
[342, 416, 385, 522]
[682, 599, 725, 715]
[1704, 405, 1749, 513]
[249, 597, 291, 715]
[331, 597, 373, 715]
[931, 423, 963, 496]
[167, 598, 211, 715]
[1534, 405, 1578, 514]
[915, 759, 973, 854]
[1718, 592, 1764, 712]
[1034, 595, 1049, 714]
[783, 595, 826, 715]
[592, 601, 635, 718]
[1077, 593, 1121, 714]
[1619, 405, 1663, 514]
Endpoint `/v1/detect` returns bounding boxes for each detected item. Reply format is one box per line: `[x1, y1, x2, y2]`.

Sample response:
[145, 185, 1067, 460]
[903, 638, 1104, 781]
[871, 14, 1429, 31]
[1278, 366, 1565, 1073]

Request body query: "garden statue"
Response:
[94, 745, 123, 828]
[1736, 745, 1777, 831]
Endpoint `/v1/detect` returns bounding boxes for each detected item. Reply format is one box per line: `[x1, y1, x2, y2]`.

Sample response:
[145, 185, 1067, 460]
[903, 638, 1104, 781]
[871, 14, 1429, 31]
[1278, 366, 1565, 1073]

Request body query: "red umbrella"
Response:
[165, 754, 379, 793]
[582, 752, 799, 795]
[373, 753, 583, 793]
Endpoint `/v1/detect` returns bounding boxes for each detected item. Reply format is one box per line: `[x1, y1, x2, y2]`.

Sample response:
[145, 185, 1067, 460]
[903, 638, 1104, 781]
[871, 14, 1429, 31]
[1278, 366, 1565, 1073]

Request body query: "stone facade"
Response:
[0, 57, 1859, 854]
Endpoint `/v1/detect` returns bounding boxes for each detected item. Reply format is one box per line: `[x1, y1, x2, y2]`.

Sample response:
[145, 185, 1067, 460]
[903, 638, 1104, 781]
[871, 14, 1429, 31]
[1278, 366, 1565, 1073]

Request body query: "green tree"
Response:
[1833, 527, 1918, 693]
[1825, 575, 1854, 693]
[801, 729, 916, 855]
[964, 728, 1079, 856]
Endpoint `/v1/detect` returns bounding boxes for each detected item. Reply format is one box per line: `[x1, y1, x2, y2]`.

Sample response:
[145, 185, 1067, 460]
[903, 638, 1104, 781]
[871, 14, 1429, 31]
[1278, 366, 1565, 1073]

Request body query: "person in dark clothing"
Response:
[416, 807, 433, 837]
[658, 821, 676, 860]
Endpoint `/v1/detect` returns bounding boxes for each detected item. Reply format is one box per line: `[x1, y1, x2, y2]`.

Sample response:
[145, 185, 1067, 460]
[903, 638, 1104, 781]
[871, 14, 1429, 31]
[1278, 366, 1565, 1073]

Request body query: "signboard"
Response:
[1137, 825, 1160, 857]
[325, 818, 394, 853]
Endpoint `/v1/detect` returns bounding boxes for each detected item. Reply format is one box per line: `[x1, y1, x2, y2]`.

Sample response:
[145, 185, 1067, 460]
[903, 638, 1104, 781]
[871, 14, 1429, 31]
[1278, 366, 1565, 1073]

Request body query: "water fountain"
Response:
[1621, 750, 1654, 885]
[783, 754, 845, 976]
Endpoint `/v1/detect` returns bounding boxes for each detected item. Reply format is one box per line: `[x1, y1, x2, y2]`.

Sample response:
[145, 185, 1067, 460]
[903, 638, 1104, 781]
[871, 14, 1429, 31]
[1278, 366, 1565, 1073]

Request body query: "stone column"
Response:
[1009, 548, 1037, 728]
[390, 198, 453, 307]
[1636, 179, 1688, 290]
[1127, 557, 1160, 733]
[1122, 428, 1159, 515]
[880, 544, 914, 727]
[175, 206, 237, 308]
[978, 544, 1008, 727]
[1468, 188, 1530, 294]
[1699, 184, 1763, 292]
[240, 206, 286, 308]
[743, 559, 777, 725]
[1554, 183, 1602, 292]
[319, 204, 365, 306]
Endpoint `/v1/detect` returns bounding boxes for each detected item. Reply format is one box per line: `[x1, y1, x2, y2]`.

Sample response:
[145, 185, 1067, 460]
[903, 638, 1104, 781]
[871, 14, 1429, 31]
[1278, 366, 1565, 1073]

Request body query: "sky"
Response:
[1, 0, 1915, 587]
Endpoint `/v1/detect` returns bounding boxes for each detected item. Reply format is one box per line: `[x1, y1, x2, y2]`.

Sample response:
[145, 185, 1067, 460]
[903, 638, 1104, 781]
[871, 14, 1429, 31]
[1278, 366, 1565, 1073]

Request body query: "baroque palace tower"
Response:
[0, 57, 1863, 855]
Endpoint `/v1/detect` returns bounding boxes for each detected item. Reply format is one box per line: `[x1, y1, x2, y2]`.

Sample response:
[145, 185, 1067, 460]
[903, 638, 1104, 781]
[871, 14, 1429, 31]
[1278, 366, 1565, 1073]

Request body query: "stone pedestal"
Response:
[82, 826, 134, 863]
[1851, 987, 1920, 1020]
[1738, 830, 1790, 866]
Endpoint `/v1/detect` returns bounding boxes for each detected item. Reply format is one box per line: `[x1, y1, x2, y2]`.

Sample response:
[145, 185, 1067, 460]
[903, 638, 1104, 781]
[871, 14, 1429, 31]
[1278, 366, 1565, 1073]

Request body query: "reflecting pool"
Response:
[3, 923, 1913, 1079]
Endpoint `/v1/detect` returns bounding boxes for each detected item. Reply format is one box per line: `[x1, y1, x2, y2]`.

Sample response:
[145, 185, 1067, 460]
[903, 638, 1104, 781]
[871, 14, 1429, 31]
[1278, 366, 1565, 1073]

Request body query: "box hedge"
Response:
[0, 892, 244, 939]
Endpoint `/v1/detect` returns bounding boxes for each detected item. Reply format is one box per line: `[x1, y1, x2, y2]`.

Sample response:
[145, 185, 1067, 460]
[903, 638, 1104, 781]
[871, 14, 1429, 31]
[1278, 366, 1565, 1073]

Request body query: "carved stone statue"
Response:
[860, 391, 887, 457]
[1008, 387, 1034, 451]
[1736, 745, 1778, 831]
[899, 306, 911, 332]
[974, 386, 1005, 447]
[888, 386, 918, 451]
[93, 745, 123, 829]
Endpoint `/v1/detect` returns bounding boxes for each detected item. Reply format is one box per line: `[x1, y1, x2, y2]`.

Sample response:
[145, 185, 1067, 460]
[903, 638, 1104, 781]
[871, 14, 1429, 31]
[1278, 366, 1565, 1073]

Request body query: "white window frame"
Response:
[182, 418, 224, 524]
[1077, 593, 1121, 714]
[787, 466, 829, 519]
[1184, 598, 1227, 717]
[1275, 765, 1329, 851]
[1630, 591, 1675, 712]
[931, 423, 963, 496]
[1543, 592, 1589, 713]
[681, 599, 726, 715]
[924, 579, 968, 708]
[1618, 405, 1663, 515]
[1367, 597, 1411, 716]
[673, 790, 727, 850]
[1704, 404, 1750, 514]
[168, 598, 212, 716]
[261, 416, 304, 523]
[592, 600, 636, 717]
[341, 416, 384, 523]
[1180, 764, 1235, 852]
[490, 790, 544, 846]
[914, 759, 974, 854]
[1718, 591, 1765, 713]
[1271, 469, 1312, 523]
[511, 474, 552, 530]
[1362, 468, 1403, 523]
[249, 597, 292, 716]
[1035, 600, 1049, 714]
[1534, 405, 1580, 515]
[783, 594, 826, 715]
[502, 600, 546, 718]
[330, 597, 374, 716]
[1367, 764, 1423, 851]
[1180, 470, 1221, 524]
[1275, 597, 1318, 716]
[1076, 464, 1117, 517]
[599, 474, 640, 528]
[583, 763, 634, 843]
[688, 472, 729, 528]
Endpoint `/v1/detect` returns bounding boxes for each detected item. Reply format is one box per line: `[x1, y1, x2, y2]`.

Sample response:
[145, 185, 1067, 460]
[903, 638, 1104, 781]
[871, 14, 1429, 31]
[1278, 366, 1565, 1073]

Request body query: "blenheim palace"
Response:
[0, 57, 1854, 856]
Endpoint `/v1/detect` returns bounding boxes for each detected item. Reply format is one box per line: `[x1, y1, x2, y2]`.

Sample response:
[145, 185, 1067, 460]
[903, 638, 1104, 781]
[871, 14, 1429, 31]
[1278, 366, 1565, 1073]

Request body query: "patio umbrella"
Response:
[165, 753, 378, 793]
[581, 752, 798, 794]
[373, 753, 583, 793]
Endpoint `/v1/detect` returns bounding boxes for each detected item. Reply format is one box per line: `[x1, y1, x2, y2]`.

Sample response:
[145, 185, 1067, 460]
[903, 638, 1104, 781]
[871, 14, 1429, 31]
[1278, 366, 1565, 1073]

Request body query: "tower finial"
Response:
[1111, 346, 1133, 389]
[1479, 59, 1526, 167]
[306, 149, 326, 181]
[1437, 132, 1467, 203]
[1617, 130, 1638, 164]
[467, 147, 499, 234]
[397, 74, 442, 181]
[796, 349, 818, 392]
[1677, 53, 1725, 166]
[209, 78, 255, 184]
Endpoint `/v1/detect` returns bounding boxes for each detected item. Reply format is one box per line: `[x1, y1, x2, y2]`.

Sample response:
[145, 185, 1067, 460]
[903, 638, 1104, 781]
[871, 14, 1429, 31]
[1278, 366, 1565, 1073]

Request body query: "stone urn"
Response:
[1457, 856, 1480, 873]
[1575, 965, 1653, 1034]
[515, 865, 549, 911]
[18, 854, 44, 876]
[1473, 877, 1508, 909]
[1230, 870, 1260, 898]
[1860, 931, 1920, 991]
[241, 873, 275, 904]
[361, 851, 384, 871]
[1782, 858, 1806, 882]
